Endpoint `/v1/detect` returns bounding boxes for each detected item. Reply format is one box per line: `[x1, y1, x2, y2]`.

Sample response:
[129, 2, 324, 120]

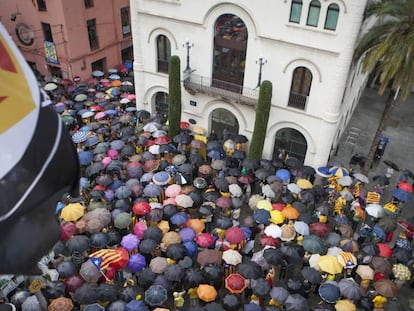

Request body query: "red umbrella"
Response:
[260, 235, 280, 248]
[154, 136, 171, 145]
[133, 201, 151, 216]
[398, 181, 413, 193]
[61, 222, 76, 241]
[180, 121, 190, 129]
[272, 203, 285, 211]
[309, 222, 330, 237]
[225, 273, 247, 294]
[377, 243, 393, 258]
[195, 233, 215, 248]
[110, 247, 129, 270]
[225, 227, 246, 244]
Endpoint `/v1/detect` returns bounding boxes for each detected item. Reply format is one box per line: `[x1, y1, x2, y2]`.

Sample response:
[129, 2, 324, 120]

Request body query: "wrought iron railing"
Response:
[183, 73, 259, 106]
[288, 92, 307, 110]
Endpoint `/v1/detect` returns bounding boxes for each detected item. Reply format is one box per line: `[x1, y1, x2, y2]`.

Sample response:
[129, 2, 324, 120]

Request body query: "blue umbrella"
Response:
[85, 135, 100, 147]
[372, 226, 386, 241]
[253, 209, 271, 225]
[92, 70, 104, 77]
[276, 169, 291, 183]
[143, 183, 162, 197]
[105, 109, 117, 116]
[208, 149, 224, 160]
[392, 188, 413, 202]
[170, 212, 190, 226]
[316, 166, 332, 178]
[109, 74, 121, 80]
[145, 285, 168, 307]
[127, 253, 146, 273]
[110, 140, 125, 151]
[79, 125, 93, 131]
[72, 131, 89, 144]
[179, 227, 196, 242]
[318, 281, 341, 304]
[183, 241, 198, 257]
[244, 303, 262, 311]
[152, 171, 171, 185]
[115, 186, 132, 199]
[125, 300, 148, 311]
[78, 151, 93, 166]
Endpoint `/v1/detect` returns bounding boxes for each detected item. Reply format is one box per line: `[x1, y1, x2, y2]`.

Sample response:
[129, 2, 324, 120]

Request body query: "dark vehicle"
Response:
[375, 135, 389, 159]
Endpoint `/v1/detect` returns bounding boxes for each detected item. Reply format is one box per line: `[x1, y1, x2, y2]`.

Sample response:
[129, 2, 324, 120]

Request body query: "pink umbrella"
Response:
[165, 184, 182, 198]
[163, 197, 176, 206]
[133, 220, 147, 239]
[195, 233, 215, 248]
[94, 111, 106, 120]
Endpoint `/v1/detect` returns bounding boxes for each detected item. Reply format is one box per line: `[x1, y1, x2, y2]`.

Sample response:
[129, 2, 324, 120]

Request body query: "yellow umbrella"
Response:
[157, 220, 170, 235]
[256, 199, 272, 211]
[318, 255, 343, 274]
[270, 210, 285, 225]
[60, 203, 84, 222]
[193, 126, 207, 136]
[335, 299, 356, 311]
[197, 284, 217, 302]
[296, 178, 313, 190]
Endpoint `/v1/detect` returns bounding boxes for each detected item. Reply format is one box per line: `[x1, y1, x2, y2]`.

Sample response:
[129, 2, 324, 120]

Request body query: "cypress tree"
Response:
[167, 55, 182, 138]
[248, 80, 273, 160]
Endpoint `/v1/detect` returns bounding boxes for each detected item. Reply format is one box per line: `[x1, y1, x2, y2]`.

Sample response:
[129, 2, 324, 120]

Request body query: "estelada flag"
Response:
[89, 249, 122, 270]
[0, 22, 80, 274]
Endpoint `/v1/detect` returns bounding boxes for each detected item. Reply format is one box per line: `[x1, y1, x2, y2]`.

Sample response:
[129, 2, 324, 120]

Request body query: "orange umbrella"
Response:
[48, 297, 74, 311]
[281, 204, 300, 220]
[197, 284, 217, 302]
[187, 218, 205, 234]
[225, 273, 247, 294]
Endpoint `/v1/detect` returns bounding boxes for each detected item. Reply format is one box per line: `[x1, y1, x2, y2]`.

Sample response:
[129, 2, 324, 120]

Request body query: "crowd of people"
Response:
[1, 70, 414, 311]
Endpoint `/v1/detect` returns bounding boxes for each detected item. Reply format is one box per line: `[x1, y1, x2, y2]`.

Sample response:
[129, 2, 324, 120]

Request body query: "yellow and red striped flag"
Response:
[89, 249, 122, 270]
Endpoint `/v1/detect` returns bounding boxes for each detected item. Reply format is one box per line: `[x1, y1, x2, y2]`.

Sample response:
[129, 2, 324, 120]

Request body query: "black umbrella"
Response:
[174, 133, 192, 144]
[178, 163, 193, 175]
[232, 150, 246, 160]
[285, 157, 302, 169]
[107, 300, 127, 311]
[66, 235, 90, 254]
[280, 243, 303, 265]
[263, 248, 284, 266]
[301, 266, 322, 284]
[222, 294, 241, 310]
[107, 230, 122, 246]
[242, 158, 259, 170]
[225, 167, 241, 177]
[143, 227, 163, 243]
[203, 264, 223, 285]
[184, 267, 206, 289]
[137, 268, 156, 289]
[189, 153, 204, 165]
[163, 204, 178, 220]
[188, 190, 204, 208]
[203, 190, 221, 202]
[144, 284, 168, 307]
[139, 238, 158, 255]
[206, 140, 222, 151]
[215, 178, 229, 192]
[179, 256, 194, 269]
[73, 283, 99, 305]
[198, 204, 214, 217]
[251, 278, 271, 298]
[153, 275, 172, 291]
[164, 264, 185, 282]
[255, 168, 273, 181]
[236, 262, 263, 279]
[166, 243, 187, 261]
[373, 175, 390, 186]
[97, 283, 119, 302]
[383, 160, 399, 171]
[392, 247, 412, 264]
[41, 281, 66, 300]
[86, 162, 104, 178]
[56, 260, 77, 278]
[89, 232, 109, 248]
[214, 215, 233, 229]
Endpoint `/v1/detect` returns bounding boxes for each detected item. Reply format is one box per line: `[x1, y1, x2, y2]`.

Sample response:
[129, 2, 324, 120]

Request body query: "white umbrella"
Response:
[309, 254, 321, 270]
[287, 183, 301, 194]
[175, 194, 194, 208]
[148, 144, 160, 155]
[353, 172, 369, 184]
[327, 246, 343, 257]
[338, 175, 353, 186]
[222, 249, 242, 266]
[143, 122, 161, 133]
[262, 184, 276, 199]
[365, 203, 385, 218]
[44, 82, 58, 91]
[264, 224, 282, 238]
[293, 221, 310, 236]
[229, 184, 243, 198]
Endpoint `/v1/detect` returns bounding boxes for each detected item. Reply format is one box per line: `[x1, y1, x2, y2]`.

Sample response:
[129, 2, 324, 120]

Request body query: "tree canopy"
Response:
[354, 0, 414, 100]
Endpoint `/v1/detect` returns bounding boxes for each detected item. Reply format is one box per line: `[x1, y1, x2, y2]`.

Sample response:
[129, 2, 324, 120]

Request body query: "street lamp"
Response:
[183, 38, 194, 72]
[256, 54, 267, 88]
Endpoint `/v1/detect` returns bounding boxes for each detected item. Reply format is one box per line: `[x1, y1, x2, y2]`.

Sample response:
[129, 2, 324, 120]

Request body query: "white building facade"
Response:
[131, 0, 368, 168]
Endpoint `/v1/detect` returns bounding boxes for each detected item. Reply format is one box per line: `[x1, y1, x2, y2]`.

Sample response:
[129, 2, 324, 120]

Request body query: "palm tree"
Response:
[353, 0, 414, 173]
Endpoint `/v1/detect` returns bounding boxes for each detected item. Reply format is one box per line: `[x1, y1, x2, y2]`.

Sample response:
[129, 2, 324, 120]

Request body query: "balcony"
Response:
[183, 73, 259, 107]
[288, 92, 308, 110]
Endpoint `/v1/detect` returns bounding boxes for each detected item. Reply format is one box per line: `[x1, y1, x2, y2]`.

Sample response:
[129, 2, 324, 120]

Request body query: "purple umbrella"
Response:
[179, 227, 196, 242]
[170, 212, 190, 226]
[127, 253, 146, 273]
[121, 233, 140, 251]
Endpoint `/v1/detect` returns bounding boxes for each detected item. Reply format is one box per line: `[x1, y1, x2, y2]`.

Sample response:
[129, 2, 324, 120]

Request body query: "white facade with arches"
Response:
[131, 0, 368, 168]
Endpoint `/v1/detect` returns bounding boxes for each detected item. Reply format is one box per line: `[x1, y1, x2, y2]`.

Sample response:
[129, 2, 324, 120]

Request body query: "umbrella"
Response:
[337, 252, 357, 269]
[195, 232, 215, 248]
[60, 203, 84, 222]
[166, 243, 187, 261]
[225, 273, 247, 294]
[253, 209, 271, 225]
[284, 294, 309, 311]
[114, 212, 132, 229]
[281, 205, 300, 220]
[392, 263, 411, 280]
[301, 266, 322, 284]
[383, 160, 399, 171]
[377, 243, 393, 258]
[223, 294, 241, 309]
[170, 211, 190, 226]
[149, 257, 168, 274]
[334, 300, 357, 311]
[127, 253, 146, 273]
[48, 297, 74, 311]
[197, 284, 217, 302]
[163, 264, 185, 282]
[145, 285, 168, 307]
[318, 281, 340, 303]
[125, 300, 148, 311]
[264, 224, 282, 239]
[338, 278, 361, 300]
[56, 261, 77, 278]
[392, 188, 413, 202]
[236, 262, 263, 280]
[269, 286, 290, 304]
[317, 255, 343, 274]
[197, 249, 222, 267]
[374, 279, 398, 297]
[329, 167, 349, 177]
[175, 194, 194, 208]
[66, 235, 90, 254]
[294, 221, 310, 236]
[251, 278, 271, 297]
[79, 260, 102, 283]
[222, 249, 242, 266]
[309, 222, 330, 237]
[144, 183, 163, 197]
[365, 203, 385, 218]
[225, 227, 246, 244]
[370, 256, 392, 276]
[184, 267, 206, 289]
[356, 265, 374, 280]
[353, 172, 369, 184]
[84, 303, 105, 311]
[302, 235, 327, 254]
[263, 247, 284, 266]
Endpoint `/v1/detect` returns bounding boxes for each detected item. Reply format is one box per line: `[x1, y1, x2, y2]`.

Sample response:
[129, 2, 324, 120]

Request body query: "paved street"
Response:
[331, 86, 414, 310]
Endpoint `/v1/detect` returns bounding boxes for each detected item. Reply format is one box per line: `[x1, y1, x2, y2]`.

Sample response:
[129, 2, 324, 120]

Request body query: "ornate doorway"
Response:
[273, 128, 307, 164]
[210, 108, 239, 140]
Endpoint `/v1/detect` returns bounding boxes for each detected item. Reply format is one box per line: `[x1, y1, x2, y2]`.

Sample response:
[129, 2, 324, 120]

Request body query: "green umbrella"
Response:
[114, 212, 132, 229]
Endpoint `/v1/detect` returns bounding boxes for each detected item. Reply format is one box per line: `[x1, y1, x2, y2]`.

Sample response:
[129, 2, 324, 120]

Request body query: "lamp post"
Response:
[256, 54, 267, 88]
[183, 38, 194, 72]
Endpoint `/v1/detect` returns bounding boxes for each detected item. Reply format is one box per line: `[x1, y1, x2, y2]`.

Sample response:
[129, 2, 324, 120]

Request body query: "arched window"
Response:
[157, 35, 171, 73]
[212, 14, 248, 93]
[288, 67, 312, 110]
[325, 3, 340, 30]
[155, 92, 168, 123]
[306, 0, 321, 27]
[289, 0, 303, 23]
